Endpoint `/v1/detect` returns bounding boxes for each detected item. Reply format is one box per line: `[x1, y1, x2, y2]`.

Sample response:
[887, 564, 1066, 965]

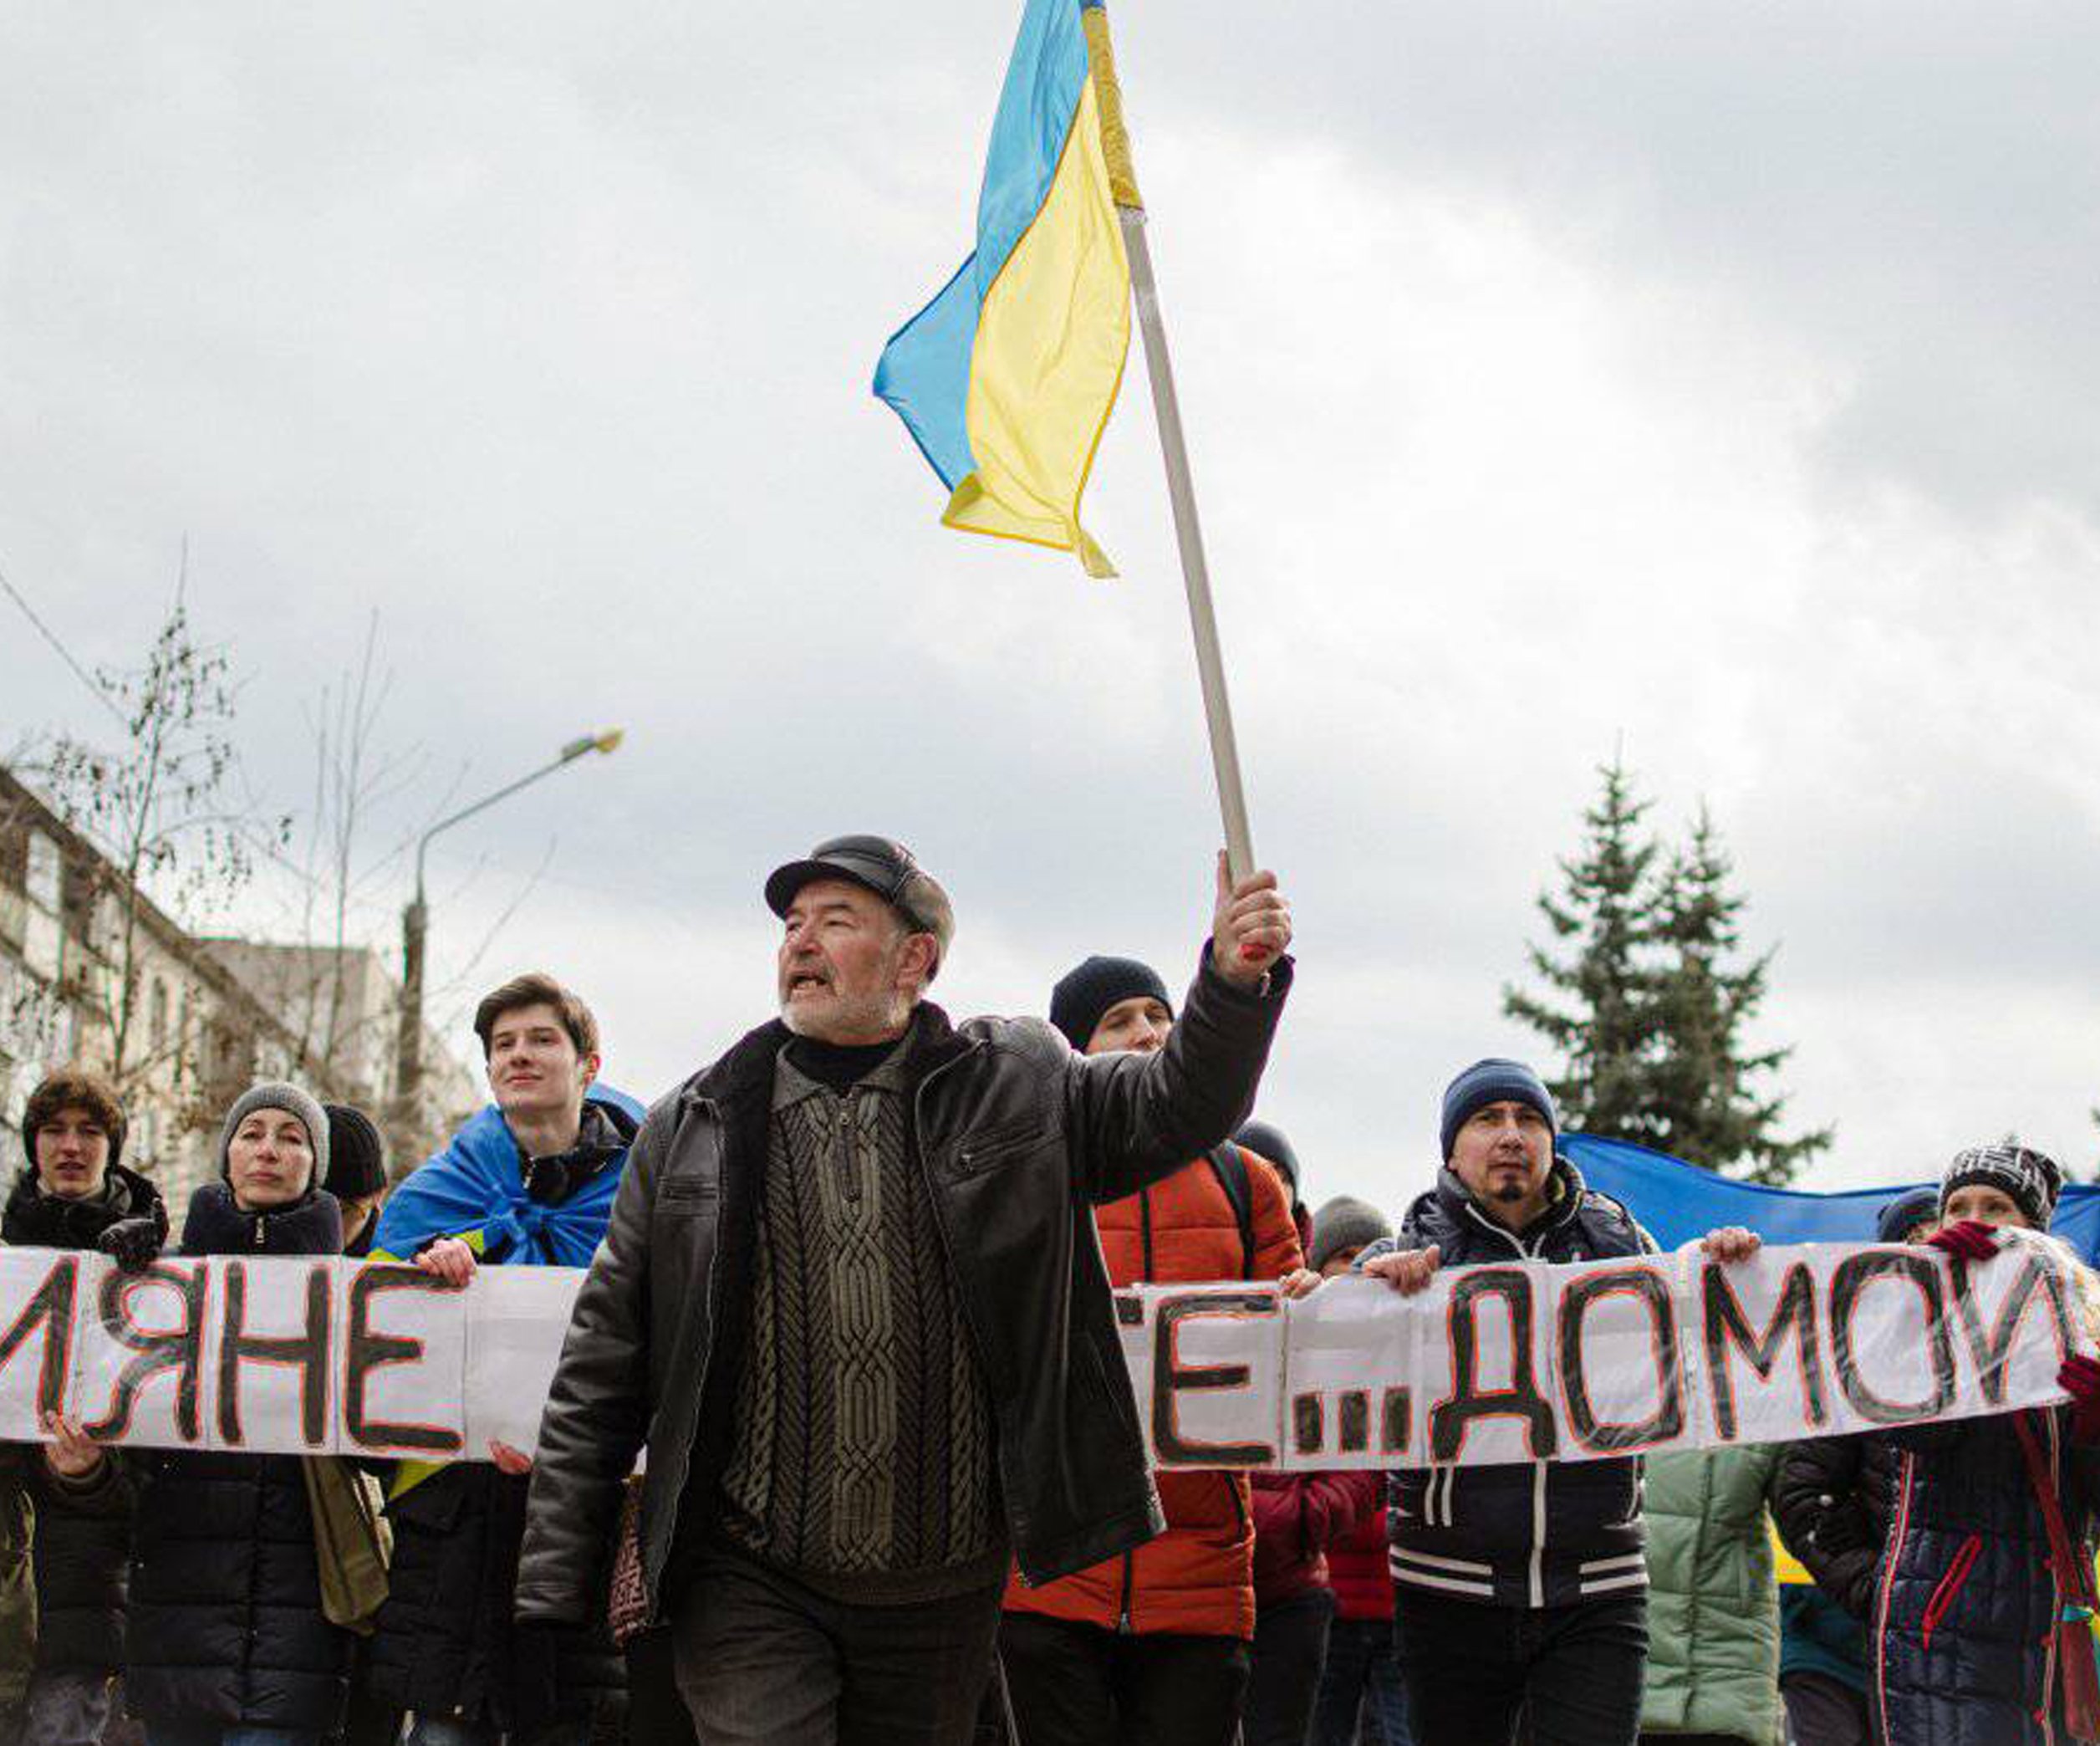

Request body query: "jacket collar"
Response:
[1435, 1151, 1588, 1247]
[693, 1002, 971, 1110]
[180, 1180, 343, 1257]
[1, 1160, 156, 1248]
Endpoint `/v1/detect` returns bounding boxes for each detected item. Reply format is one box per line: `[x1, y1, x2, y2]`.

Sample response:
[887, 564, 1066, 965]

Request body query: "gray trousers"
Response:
[670, 1549, 1003, 1746]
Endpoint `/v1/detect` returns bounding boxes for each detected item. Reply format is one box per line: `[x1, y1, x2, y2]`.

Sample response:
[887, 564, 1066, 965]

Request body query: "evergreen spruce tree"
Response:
[1506, 767, 1832, 1181]
[1501, 759, 1666, 1146]
[1648, 808, 1832, 1184]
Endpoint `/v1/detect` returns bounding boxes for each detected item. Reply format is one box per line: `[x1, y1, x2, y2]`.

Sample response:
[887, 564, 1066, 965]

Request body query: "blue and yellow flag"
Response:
[874, 0, 1138, 579]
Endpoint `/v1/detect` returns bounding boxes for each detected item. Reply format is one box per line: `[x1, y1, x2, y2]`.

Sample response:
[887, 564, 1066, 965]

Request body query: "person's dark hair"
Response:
[22, 1067, 126, 1167]
[472, 973, 600, 1062]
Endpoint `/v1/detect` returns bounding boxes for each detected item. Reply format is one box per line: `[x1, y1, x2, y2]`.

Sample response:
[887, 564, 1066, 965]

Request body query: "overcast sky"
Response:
[5, 3, 2097, 1213]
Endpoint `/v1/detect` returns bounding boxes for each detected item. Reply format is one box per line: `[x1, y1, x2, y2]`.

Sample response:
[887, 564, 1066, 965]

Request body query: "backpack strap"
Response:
[1206, 1141, 1257, 1279]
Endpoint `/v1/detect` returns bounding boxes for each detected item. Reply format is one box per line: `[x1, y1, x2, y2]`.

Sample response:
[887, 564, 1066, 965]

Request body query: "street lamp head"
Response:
[558, 728, 625, 763]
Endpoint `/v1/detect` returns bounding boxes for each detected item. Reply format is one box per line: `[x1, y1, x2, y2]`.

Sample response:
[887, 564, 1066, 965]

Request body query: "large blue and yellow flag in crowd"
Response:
[874, 0, 1139, 579]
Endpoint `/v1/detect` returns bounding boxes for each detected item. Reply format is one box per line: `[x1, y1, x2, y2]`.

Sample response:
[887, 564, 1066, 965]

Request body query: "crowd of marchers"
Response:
[0, 831, 2096, 1746]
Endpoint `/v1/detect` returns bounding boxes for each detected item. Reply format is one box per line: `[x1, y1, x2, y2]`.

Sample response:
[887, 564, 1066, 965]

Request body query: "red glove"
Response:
[2060, 1355, 2100, 1443]
[1924, 1220, 2000, 1263]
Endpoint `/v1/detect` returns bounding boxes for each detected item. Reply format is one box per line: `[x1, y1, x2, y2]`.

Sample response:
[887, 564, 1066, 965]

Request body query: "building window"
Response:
[22, 833, 60, 980]
[23, 834, 59, 913]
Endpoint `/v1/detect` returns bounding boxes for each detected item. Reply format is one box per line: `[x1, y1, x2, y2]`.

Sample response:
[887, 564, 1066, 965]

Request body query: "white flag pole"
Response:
[1089, 12, 1256, 884]
[1119, 208, 1257, 885]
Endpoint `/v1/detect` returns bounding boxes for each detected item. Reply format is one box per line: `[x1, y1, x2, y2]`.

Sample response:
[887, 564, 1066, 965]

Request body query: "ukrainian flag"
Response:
[874, 0, 1138, 579]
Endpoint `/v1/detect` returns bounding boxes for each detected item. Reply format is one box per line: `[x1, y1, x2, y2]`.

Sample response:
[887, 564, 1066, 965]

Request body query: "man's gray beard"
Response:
[779, 989, 911, 1044]
[1491, 1180, 1527, 1203]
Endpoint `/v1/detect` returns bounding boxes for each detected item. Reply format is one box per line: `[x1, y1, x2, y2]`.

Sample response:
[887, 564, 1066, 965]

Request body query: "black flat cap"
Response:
[764, 835, 955, 967]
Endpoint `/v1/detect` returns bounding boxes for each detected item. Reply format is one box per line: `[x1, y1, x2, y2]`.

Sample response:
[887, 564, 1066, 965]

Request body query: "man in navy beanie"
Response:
[1001, 952, 1307, 1746]
[1345, 1057, 1761, 1746]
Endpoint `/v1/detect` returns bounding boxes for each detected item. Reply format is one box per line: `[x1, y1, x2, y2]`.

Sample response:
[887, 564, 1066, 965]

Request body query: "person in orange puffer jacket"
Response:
[995, 956, 1307, 1746]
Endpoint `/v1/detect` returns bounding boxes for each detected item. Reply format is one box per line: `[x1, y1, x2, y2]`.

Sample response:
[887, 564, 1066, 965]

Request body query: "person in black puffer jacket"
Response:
[1350, 1059, 1761, 1746]
[121, 1081, 354, 1746]
[1775, 1396, 1904, 1619]
[1875, 1146, 2100, 1746]
[6, 1067, 166, 1746]
[1771, 1189, 1934, 1746]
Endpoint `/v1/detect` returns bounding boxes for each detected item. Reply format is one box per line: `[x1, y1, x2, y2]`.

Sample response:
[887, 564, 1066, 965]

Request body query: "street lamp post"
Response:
[394, 729, 624, 1137]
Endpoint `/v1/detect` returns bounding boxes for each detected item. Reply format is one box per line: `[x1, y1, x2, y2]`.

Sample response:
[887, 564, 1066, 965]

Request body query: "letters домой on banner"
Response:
[0, 1239, 2080, 1465]
[1131, 1235, 2087, 1471]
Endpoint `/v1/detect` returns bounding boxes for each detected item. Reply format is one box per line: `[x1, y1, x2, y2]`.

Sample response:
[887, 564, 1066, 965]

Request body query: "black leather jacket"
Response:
[516, 951, 1291, 1626]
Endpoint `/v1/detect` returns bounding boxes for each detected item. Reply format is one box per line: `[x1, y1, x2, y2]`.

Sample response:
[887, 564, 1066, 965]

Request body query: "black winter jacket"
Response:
[1874, 1406, 2099, 1746]
[3, 1162, 166, 1674]
[1, 1161, 166, 1260]
[1773, 1432, 1899, 1620]
[368, 1465, 624, 1734]
[367, 1100, 636, 1733]
[1363, 1157, 1654, 1611]
[516, 952, 1292, 1626]
[125, 1183, 352, 1734]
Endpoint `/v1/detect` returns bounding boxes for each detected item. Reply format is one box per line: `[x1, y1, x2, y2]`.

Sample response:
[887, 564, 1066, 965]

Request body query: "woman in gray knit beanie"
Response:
[120, 1076, 354, 1740]
[218, 1080, 329, 1212]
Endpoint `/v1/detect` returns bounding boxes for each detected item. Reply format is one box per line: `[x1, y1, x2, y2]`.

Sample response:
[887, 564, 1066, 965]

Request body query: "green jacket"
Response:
[1639, 1445, 1782, 1746]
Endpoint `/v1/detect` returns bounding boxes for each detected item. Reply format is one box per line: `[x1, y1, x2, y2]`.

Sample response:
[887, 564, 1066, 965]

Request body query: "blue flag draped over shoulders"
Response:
[371, 1082, 645, 1270]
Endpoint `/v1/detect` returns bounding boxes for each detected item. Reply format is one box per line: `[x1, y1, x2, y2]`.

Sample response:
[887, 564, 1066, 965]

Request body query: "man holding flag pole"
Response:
[516, 10, 1293, 1744]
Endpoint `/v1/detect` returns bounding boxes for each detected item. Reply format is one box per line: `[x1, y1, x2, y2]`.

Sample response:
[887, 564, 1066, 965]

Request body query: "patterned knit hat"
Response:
[1939, 1144, 2062, 1230]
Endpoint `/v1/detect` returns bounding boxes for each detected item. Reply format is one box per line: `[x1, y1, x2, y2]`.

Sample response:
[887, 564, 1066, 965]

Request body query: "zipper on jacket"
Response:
[660, 1095, 725, 1611]
[909, 1045, 1004, 1458]
[1919, 1531, 1983, 1651]
[1528, 1460, 1547, 1608]
[833, 1092, 863, 1207]
[1123, 1174, 1156, 1627]
[1463, 1200, 1527, 1258]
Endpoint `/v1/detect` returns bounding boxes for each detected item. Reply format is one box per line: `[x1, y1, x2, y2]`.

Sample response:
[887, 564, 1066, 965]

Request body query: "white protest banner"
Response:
[1127, 1234, 2087, 1471]
[463, 1266, 587, 1453]
[0, 1238, 2080, 1464]
[68, 1254, 215, 1452]
[0, 1248, 84, 1442]
[339, 1263, 471, 1460]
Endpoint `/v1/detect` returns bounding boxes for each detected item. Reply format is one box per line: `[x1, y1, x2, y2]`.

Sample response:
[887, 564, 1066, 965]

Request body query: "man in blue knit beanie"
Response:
[1341, 1057, 1761, 1746]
